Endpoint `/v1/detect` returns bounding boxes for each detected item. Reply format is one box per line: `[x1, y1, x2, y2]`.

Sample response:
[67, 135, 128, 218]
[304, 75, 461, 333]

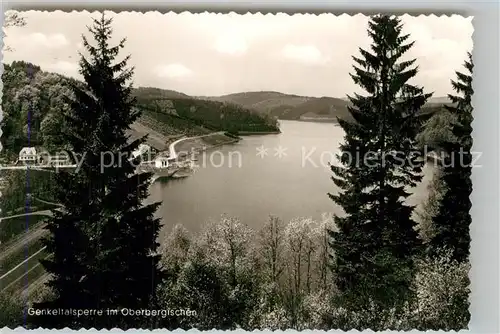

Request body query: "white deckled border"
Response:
[0, 1, 498, 334]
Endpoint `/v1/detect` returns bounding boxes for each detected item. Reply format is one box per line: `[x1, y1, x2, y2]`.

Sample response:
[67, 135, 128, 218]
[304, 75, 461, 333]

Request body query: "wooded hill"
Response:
[0, 61, 279, 157]
[199, 91, 452, 122]
[133, 87, 280, 137]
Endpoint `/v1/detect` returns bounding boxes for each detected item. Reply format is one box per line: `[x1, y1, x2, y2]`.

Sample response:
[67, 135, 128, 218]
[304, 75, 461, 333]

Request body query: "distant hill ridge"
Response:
[130, 87, 453, 124]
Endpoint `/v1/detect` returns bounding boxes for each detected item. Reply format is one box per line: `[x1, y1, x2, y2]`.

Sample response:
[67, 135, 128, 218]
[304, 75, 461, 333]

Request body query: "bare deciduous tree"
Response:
[161, 223, 192, 272]
[314, 213, 336, 290]
[4, 11, 27, 52]
[258, 215, 285, 284]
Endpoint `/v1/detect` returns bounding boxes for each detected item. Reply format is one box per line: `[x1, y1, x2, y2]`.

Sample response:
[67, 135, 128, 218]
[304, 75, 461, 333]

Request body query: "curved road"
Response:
[169, 136, 187, 159]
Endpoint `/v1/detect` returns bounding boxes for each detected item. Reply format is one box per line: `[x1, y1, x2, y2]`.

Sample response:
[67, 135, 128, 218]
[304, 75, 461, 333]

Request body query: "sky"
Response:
[3, 11, 473, 98]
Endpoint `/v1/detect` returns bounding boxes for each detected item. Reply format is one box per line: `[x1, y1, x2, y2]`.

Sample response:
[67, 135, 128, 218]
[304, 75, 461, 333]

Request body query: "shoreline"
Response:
[294, 118, 340, 124]
[170, 132, 241, 158]
[170, 129, 284, 157]
[236, 130, 281, 136]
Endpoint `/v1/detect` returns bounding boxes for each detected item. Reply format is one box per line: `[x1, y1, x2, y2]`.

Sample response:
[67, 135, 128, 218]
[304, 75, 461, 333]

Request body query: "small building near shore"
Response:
[19, 147, 37, 164]
[154, 155, 176, 168]
[154, 156, 169, 168]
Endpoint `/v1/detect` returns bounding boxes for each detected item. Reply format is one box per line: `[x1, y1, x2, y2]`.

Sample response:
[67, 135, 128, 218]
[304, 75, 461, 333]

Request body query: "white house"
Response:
[19, 147, 37, 164]
[154, 156, 170, 168]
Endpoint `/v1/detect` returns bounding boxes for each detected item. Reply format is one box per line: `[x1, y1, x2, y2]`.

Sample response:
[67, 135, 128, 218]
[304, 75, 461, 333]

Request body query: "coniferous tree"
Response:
[428, 53, 473, 263]
[328, 15, 432, 315]
[31, 14, 164, 329]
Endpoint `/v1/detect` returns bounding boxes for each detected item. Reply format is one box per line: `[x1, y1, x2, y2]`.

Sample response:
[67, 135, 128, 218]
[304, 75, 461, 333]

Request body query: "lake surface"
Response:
[148, 120, 434, 236]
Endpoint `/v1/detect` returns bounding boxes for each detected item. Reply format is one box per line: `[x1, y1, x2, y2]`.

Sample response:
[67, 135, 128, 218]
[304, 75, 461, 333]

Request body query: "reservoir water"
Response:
[148, 120, 434, 236]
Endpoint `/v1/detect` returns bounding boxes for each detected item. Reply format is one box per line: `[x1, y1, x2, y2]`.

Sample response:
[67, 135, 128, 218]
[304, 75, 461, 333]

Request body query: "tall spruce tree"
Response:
[32, 14, 164, 329]
[328, 15, 432, 314]
[428, 53, 473, 263]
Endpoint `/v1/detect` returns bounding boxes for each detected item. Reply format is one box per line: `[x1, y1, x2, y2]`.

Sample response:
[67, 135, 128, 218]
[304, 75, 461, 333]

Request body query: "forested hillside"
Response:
[0, 61, 279, 157]
[1, 62, 80, 158]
